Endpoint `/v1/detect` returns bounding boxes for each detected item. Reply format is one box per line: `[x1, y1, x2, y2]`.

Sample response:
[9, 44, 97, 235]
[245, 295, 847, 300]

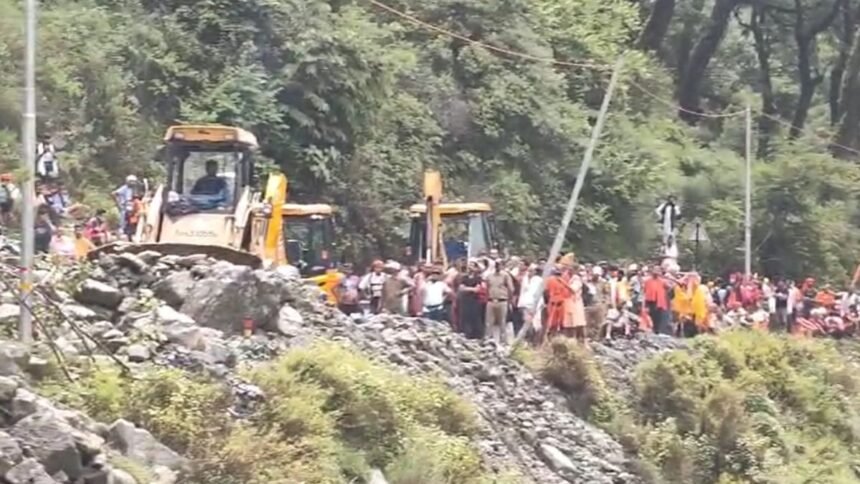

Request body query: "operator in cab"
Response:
[192, 160, 227, 196]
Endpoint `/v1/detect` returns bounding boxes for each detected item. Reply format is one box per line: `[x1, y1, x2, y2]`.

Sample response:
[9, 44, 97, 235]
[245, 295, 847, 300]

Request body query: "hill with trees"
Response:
[2, 0, 860, 279]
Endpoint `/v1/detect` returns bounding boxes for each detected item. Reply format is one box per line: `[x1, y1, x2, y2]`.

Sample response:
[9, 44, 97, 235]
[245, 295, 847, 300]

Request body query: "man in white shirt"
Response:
[515, 264, 543, 343]
[359, 260, 388, 314]
[112, 175, 137, 236]
[421, 269, 452, 321]
[36, 135, 59, 179]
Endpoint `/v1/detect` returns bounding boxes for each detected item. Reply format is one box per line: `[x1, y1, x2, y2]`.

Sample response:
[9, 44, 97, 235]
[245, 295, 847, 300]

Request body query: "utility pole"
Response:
[744, 105, 752, 278]
[19, 0, 37, 343]
[542, 57, 624, 278]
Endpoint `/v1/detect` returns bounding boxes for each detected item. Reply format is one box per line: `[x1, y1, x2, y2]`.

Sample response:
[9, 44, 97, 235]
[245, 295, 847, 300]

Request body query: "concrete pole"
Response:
[19, 0, 37, 343]
[744, 105, 752, 278]
[541, 57, 624, 278]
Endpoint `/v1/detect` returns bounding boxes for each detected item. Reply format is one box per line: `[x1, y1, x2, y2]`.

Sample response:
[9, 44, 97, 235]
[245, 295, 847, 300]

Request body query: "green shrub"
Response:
[631, 331, 860, 483]
[539, 338, 617, 423]
[39, 343, 507, 483]
[110, 455, 155, 484]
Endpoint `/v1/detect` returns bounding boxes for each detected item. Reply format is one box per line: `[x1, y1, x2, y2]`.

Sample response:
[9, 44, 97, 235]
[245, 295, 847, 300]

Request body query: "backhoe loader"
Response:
[407, 170, 499, 266]
[91, 124, 335, 271]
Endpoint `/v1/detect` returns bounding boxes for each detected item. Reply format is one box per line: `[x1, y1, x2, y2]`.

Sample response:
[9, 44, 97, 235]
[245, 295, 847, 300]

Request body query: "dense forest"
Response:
[1, 0, 860, 279]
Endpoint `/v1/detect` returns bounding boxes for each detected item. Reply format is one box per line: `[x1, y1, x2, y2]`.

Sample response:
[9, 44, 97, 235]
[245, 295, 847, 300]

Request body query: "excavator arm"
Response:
[424, 170, 445, 266]
[261, 172, 287, 266]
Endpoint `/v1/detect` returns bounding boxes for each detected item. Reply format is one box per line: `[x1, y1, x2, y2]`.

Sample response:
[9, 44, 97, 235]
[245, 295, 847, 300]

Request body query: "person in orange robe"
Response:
[543, 266, 573, 343]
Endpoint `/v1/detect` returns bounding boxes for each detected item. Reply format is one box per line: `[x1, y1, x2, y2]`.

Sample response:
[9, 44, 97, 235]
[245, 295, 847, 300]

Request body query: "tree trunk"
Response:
[829, 2, 855, 124]
[789, 0, 842, 138]
[749, 7, 777, 158]
[835, 31, 860, 157]
[637, 0, 676, 52]
[677, 0, 742, 122]
[789, 38, 820, 138]
[675, 0, 707, 83]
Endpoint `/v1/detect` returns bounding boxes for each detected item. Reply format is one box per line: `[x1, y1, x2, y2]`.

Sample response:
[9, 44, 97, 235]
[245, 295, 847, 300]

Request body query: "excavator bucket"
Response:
[88, 242, 262, 269]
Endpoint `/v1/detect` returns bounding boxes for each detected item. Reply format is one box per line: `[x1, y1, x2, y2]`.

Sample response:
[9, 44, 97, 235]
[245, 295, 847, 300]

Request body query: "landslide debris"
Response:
[0, 253, 646, 483]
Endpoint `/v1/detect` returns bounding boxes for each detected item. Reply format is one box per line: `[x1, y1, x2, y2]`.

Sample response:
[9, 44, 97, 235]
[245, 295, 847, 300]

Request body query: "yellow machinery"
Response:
[407, 170, 498, 265]
[282, 203, 336, 276]
[93, 124, 335, 270]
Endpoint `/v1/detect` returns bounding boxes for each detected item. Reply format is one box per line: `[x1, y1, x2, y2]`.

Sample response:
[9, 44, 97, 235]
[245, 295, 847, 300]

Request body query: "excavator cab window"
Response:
[164, 143, 250, 213]
[408, 211, 495, 263]
[284, 215, 335, 275]
[408, 217, 426, 265]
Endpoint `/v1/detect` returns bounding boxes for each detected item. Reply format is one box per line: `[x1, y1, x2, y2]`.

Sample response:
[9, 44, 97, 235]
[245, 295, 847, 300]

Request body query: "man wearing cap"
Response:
[112, 175, 138, 236]
[381, 260, 413, 315]
[484, 258, 514, 344]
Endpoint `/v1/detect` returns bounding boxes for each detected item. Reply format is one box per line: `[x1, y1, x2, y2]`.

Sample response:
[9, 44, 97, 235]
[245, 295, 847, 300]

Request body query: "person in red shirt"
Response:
[644, 266, 670, 335]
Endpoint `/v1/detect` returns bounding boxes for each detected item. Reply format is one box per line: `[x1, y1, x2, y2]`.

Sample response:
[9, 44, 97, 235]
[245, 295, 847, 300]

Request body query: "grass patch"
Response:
[40, 342, 512, 483]
[522, 333, 860, 484]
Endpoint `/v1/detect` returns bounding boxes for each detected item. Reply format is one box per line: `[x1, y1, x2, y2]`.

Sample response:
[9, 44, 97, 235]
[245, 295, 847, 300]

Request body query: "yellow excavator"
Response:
[92, 124, 336, 273]
[407, 170, 499, 266]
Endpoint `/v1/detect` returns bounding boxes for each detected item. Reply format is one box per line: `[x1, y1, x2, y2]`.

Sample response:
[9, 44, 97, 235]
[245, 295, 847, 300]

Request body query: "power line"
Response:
[368, 0, 612, 71]
[368, 0, 860, 154]
[756, 111, 860, 157]
[368, 0, 748, 121]
[626, 82, 748, 119]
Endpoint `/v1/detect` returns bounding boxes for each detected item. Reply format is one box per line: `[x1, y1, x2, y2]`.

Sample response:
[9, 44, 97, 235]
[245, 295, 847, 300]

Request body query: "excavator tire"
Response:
[88, 242, 262, 269]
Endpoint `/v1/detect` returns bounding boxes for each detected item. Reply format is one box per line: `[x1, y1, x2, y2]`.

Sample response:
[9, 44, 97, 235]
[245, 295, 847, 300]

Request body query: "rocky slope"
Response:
[0, 252, 672, 483]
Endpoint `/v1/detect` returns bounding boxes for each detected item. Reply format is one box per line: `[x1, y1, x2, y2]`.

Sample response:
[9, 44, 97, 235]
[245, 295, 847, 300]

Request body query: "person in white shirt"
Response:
[421, 269, 452, 321]
[655, 195, 680, 243]
[36, 135, 59, 179]
[515, 264, 543, 342]
[359, 260, 388, 314]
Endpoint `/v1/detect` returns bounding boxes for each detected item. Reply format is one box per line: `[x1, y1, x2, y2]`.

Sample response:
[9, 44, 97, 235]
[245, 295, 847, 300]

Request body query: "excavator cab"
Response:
[88, 124, 284, 268]
[155, 126, 258, 254]
[282, 203, 336, 276]
[407, 202, 498, 265]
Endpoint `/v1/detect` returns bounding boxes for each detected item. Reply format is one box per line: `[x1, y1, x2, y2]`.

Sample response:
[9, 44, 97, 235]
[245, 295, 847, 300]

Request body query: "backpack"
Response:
[0, 186, 10, 205]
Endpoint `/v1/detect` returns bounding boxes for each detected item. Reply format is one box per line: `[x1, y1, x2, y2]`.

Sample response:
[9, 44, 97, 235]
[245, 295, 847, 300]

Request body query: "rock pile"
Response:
[0, 343, 181, 484]
[591, 335, 687, 398]
[280, 309, 639, 484]
[2, 252, 652, 483]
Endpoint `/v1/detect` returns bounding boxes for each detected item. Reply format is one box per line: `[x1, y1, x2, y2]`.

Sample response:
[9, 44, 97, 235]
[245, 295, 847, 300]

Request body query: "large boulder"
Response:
[109, 468, 138, 484]
[179, 263, 287, 334]
[9, 389, 53, 422]
[0, 375, 19, 401]
[10, 413, 83, 479]
[0, 342, 30, 377]
[75, 280, 123, 309]
[152, 271, 195, 308]
[0, 431, 23, 474]
[276, 305, 304, 337]
[108, 420, 186, 471]
[0, 304, 21, 325]
[162, 323, 203, 350]
[4, 458, 57, 484]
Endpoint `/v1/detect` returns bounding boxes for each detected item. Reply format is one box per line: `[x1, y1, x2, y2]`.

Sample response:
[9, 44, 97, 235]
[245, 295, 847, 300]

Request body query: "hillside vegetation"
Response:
[42, 343, 517, 484]
[521, 333, 860, 483]
[2, 0, 860, 278]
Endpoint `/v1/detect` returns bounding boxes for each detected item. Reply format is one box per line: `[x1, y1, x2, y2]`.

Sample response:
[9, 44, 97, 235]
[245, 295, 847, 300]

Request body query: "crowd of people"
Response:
[0, 134, 146, 262]
[31, 173, 143, 261]
[325, 249, 860, 347]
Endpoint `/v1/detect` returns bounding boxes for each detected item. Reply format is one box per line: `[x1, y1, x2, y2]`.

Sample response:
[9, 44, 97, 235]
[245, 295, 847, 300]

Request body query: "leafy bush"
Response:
[249, 343, 485, 479]
[535, 338, 617, 423]
[630, 331, 860, 483]
[41, 342, 503, 483]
